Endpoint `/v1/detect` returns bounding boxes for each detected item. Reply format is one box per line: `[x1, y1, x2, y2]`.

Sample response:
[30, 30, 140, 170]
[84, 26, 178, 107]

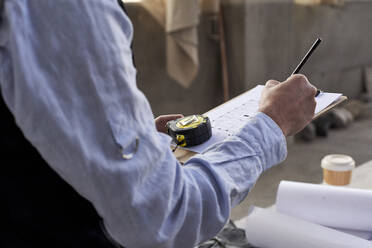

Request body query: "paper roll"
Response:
[332, 227, 372, 241]
[276, 181, 372, 231]
[245, 207, 372, 248]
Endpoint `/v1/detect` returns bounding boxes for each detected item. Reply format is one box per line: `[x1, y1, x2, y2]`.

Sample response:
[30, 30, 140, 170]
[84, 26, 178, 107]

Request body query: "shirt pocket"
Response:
[108, 120, 139, 160]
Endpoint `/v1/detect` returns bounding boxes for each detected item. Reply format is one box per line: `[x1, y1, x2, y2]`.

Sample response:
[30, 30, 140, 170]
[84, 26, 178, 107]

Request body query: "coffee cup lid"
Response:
[321, 154, 355, 171]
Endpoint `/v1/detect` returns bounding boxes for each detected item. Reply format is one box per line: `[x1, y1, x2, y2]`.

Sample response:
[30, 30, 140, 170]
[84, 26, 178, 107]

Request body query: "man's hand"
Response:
[155, 114, 184, 134]
[258, 74, 317, 136]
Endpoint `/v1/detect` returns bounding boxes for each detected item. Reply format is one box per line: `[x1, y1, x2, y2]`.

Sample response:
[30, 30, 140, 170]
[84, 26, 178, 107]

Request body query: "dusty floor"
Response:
[231, 117, 372, 220]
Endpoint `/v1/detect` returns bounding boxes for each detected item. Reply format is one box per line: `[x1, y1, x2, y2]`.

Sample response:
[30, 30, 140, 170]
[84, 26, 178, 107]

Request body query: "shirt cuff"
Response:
[235, 112, 287, 171]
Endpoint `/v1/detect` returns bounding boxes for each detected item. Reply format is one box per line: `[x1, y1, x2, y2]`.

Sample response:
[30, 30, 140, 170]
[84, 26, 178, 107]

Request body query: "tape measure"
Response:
[166, 115, 212, 148]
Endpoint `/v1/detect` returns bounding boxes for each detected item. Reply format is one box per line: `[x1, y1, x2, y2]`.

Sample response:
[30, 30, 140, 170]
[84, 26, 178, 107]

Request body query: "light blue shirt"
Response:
[0, 1, 287, 247]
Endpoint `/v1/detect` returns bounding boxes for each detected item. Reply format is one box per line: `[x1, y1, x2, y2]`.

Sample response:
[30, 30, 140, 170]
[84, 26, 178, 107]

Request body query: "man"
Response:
[0, 1, 316, 247]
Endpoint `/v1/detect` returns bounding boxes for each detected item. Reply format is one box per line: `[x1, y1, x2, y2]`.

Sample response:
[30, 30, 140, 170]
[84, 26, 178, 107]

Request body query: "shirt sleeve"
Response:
[0, 1, 287, 248]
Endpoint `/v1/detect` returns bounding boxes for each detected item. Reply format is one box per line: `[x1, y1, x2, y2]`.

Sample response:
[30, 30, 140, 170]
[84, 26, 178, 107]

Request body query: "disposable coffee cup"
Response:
[321, 154, 355, 186]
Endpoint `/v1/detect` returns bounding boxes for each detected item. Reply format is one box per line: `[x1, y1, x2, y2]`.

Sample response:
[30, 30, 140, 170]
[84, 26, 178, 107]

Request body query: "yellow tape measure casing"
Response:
[166, 115, 212, 147]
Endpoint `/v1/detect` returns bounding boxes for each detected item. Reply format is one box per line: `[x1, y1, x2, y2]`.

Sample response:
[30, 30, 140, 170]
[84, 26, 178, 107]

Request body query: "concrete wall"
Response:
[290, 2, 372, 97]
[224, 0, 372, 97]
[126, 1, 372, 116]
[126, 5, 223, 117]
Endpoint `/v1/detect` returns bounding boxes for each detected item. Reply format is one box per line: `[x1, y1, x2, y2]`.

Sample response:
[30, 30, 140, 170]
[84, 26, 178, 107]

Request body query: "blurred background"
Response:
[123, 0, 372, 220]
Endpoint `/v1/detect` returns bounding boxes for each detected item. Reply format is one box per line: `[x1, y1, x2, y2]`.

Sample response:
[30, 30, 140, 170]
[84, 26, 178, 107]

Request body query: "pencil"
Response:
[291, 38, 322, 96]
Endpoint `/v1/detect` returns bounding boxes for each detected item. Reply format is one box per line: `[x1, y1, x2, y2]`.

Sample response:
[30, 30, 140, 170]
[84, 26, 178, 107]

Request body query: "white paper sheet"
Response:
[349, 160, 372, 190]
[185, 86, 342, 153]
[236, 208, 372, 241]
[276, 181, 372, 232]
[314, 91, 342, 114]
[245, 207, 372, 248]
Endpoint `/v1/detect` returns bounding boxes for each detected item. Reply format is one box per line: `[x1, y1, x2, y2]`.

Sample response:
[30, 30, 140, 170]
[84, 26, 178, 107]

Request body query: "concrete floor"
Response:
[231, 117, 372, 221]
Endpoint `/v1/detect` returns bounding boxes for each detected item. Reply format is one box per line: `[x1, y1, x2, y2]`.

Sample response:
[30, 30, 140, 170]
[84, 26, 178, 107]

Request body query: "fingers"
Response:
[265, 79, 280, 88]
[155, 114, 184, 133]
[309, 85, 318, 97]
[158, 114, 184, 123]
[287, 73, 305, 80]
[287, 74, 318, 97]
[259, 74, 319, 136]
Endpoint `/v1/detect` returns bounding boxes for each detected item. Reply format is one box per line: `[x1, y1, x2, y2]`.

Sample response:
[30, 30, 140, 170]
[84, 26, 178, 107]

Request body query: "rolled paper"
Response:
[276, 181, 372, 231]
[245, 207, 372, 248]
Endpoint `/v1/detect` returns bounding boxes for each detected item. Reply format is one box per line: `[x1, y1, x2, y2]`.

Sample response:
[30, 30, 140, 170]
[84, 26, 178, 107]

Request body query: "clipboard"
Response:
[175, 94, 348, 161]
[313, 95, 348, 120]
[176, 85, 347, 154]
